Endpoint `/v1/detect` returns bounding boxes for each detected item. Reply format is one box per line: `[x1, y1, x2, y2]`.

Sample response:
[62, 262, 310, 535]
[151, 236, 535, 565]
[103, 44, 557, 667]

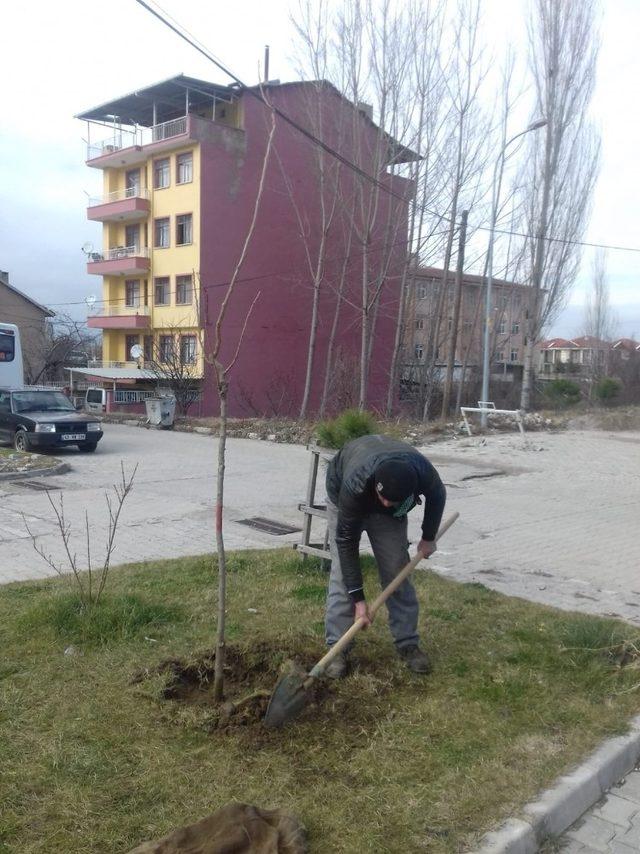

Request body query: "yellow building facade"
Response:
[88, 142, 203, 379]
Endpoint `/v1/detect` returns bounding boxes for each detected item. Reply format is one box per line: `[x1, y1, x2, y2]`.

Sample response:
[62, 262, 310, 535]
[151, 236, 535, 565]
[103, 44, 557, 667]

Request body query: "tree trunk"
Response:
[213, 368, 228, 702]
[441, 210, 468, 418]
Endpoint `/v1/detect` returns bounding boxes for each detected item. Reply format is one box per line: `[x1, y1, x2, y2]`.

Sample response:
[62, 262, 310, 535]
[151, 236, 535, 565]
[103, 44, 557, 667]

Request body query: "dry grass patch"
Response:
[1, 551, 640, 853]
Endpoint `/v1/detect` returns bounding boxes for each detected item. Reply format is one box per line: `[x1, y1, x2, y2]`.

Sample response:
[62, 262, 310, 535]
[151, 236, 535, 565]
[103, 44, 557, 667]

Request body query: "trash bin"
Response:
[145, 395, 176, 429]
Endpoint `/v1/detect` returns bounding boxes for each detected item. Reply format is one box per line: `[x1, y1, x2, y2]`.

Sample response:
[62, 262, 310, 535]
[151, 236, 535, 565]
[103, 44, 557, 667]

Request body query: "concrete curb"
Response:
[0, 461, 71, 482]
[471, 714, 640, 852]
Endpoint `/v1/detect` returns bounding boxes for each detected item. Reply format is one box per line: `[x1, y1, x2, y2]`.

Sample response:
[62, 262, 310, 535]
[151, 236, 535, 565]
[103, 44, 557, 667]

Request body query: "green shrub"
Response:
[543, 378, 581, 409]
[594, 377, 621, 404]
[315, 408, 378, 449]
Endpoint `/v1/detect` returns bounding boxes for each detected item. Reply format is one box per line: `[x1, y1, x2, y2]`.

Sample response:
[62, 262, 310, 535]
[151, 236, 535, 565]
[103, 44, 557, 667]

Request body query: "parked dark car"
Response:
[0, 388, 104, 453]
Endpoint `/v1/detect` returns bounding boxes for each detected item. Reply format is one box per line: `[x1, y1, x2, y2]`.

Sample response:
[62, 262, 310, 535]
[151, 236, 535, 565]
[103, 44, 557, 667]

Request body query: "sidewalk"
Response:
[561, 770, 640, 852]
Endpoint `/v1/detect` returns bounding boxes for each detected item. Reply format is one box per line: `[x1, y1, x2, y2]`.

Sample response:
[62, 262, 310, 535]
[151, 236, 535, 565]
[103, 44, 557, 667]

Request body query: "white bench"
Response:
[460, 401, 525, 436]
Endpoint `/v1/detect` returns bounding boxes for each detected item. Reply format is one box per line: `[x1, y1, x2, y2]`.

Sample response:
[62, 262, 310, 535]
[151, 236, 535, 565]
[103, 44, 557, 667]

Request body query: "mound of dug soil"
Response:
[132, 639, 403, 736]
[132, 641, 331, 730]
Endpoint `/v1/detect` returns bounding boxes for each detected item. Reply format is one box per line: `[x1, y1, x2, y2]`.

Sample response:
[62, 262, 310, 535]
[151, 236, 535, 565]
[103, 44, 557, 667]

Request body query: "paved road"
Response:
[2, 424, 640, 629]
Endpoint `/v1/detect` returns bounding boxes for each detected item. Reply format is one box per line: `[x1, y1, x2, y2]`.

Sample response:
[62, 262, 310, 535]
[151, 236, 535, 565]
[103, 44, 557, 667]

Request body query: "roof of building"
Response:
[0, 272, 55, 318]
[76, 74, 420, 163]
[75, 74, 235, 125]
[65, 367, 157, 381]
[538, 338, 578, 350]
[570, 335, 610, 349]
[538, 336, 613, 350]
[415, 266, 527, 290]
[612, 338, 640, 351]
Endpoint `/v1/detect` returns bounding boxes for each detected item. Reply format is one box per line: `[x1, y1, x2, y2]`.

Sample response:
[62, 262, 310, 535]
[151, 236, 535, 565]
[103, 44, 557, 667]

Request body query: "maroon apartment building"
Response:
[77, 75, 415, 416]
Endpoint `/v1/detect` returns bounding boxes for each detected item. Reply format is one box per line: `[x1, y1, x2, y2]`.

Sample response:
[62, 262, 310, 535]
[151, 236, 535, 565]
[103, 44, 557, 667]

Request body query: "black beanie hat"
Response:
[374, 460, 418, 503]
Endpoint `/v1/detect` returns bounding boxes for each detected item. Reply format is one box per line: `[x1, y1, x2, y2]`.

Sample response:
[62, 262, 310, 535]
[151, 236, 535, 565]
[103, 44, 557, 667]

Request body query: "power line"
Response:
[34, 229, 451, 310]
[481, 225, 640, 255]
[135, 0, 640, 260]
[134, 0, 445, 218]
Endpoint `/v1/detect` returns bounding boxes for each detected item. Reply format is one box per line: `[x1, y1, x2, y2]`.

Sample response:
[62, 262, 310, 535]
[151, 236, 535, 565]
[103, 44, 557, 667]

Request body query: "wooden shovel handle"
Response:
[308, 511, 459, 679]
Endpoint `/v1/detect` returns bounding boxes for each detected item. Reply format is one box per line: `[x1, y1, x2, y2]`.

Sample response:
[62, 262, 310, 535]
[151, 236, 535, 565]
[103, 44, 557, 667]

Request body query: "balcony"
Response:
[87, 305, 151, 330]
[87, 188, 150, 223]
[87, 246, 150, 277]
[86, 114, 244, 168]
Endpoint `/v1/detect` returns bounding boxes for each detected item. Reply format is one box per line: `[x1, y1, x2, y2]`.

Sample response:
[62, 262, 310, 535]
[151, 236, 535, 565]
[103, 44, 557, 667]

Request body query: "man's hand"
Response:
[417, 539, 437, 559]
[354, 600, 372, 628]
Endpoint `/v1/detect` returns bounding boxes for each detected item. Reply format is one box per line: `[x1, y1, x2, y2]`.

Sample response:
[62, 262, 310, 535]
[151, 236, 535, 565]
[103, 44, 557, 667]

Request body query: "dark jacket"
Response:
[326, 434, 446, 600]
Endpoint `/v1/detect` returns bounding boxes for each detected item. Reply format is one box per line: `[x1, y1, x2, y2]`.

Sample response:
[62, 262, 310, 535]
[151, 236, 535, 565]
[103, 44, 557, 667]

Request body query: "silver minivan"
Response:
[85, 387, 107, 413]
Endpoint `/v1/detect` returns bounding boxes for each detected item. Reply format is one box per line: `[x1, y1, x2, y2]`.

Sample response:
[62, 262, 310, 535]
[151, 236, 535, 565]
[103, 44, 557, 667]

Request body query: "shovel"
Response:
[264, 510, 459, 728]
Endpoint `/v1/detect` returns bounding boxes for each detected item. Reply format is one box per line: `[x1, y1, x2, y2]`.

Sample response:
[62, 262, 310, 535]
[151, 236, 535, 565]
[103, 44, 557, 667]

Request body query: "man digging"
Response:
[324, 434, 446, 678]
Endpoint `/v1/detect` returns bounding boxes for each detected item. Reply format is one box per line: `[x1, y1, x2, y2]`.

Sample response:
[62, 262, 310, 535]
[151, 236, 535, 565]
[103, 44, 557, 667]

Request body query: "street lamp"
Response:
[480, 118, 547, 426]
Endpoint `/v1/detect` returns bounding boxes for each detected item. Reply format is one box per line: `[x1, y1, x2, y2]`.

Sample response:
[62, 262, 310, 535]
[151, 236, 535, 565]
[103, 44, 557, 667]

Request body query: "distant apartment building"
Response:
[0, 270, 55, 383]
[76, 75, 415, 415]
[403, 267, 534, 386]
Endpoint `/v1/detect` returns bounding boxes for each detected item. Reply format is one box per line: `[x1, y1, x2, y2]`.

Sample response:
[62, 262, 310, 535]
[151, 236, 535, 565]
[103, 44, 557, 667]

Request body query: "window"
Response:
[180, 335, 197, 364]
[125, 335, 140, 360]
[497, 351, 505, 362]
[125, 224, 139, 250]
[416, 285, 427, 300]
[415, 317, 424, 331]
[414, 344, 424, 360]
[500, 295, 508, 308]
[125, 169, 140, 196]
[154, 277, 170, 305]
[176, 213, 193, 245]
[154, 158, 170, 189]
[512, 321, 520, 334]
[176, 274, 193, 305]
[510, 349, 519, 362]
[125, 280, 140, 307]
[144, 335, 153, 361]
[159, 335, 174, 363]
[154, 217, 170, 248]
[177, 152, 193, 184]
[0, 391, 10, 413]
[0, 331, 15, 362]
[497, 319, 506, 334]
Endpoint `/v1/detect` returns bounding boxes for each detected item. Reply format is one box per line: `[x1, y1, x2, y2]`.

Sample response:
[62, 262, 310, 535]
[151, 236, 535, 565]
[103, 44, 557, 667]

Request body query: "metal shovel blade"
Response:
[263, 663, 310, 728]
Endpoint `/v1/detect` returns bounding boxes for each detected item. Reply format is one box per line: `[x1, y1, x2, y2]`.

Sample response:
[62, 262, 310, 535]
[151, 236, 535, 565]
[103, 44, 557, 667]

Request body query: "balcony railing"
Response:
[87, 116, 189, 161]
[90, 305, 151, 318]
[88, 188, 150, 207]
[88, 360, 140, 370]
[87, 246, 150, 263]
[152, 116, 187, 142]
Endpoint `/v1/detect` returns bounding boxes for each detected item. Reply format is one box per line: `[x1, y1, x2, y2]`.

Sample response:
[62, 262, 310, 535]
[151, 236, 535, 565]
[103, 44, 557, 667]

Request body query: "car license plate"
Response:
[61, 433, 85, 441]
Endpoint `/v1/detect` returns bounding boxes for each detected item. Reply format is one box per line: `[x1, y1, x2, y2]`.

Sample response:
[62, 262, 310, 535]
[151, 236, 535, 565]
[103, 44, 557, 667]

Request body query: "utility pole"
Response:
[441, 209, 468, 419]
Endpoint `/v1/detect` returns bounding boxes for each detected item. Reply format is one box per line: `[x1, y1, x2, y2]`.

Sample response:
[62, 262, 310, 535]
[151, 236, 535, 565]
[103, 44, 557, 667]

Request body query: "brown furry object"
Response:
[127, 803, 307, 854]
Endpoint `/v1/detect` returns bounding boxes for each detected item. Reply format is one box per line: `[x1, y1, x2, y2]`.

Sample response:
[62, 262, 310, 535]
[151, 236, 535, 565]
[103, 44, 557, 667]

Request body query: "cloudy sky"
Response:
[1, 0, 638, 338]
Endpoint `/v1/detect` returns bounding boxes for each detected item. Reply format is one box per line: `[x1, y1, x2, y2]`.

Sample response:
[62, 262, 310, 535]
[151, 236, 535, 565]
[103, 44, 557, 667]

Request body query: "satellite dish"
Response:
[130, 344, 144, 360]
[85, 294, 97, 307]
[82, 241, 94, 255]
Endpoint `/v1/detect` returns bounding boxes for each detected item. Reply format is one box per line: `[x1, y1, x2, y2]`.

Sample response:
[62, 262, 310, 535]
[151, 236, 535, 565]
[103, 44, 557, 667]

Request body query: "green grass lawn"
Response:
[1, 550, 639, 853]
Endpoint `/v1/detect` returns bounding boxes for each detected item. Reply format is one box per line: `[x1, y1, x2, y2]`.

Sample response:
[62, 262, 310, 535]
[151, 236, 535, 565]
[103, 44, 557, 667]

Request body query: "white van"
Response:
[85, 387, 107, 413]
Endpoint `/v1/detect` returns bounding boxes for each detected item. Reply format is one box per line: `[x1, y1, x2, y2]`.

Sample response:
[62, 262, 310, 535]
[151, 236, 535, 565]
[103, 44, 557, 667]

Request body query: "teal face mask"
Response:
[392, 495, 414, 518]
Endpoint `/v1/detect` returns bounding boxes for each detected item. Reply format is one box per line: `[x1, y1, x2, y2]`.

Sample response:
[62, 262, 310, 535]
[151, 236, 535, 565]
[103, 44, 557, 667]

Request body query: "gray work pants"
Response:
[325, 499, 420, 650]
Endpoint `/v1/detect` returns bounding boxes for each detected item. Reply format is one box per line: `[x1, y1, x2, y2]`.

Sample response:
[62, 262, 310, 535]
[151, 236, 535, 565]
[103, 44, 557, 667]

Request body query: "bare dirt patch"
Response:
[132, 640, 402, 735]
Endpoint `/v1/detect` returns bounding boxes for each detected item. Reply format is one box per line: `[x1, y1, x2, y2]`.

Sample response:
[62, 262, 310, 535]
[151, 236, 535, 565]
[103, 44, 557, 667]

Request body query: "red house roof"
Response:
[538, 338, 576, 350]
[612, 338, 640, 351]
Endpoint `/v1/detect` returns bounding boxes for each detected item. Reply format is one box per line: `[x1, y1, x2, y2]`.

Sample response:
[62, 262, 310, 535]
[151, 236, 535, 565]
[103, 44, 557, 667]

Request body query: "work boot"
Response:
[397, 644, 432, 674]
[324, 651, 348, 679]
